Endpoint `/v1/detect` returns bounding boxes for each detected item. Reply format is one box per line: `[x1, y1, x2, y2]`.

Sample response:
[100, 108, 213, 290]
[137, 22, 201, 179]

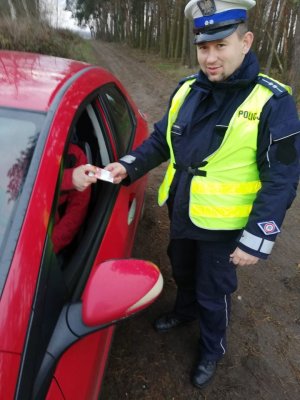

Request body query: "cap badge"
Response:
[197, 0, 216, 16]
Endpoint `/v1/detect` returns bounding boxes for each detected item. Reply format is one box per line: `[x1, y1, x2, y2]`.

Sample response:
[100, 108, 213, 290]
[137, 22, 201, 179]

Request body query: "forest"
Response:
[1, 0, 300, 99]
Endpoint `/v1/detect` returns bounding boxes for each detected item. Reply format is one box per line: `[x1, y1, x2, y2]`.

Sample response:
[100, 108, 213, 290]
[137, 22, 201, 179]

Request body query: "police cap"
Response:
[185, 0, 256, 44]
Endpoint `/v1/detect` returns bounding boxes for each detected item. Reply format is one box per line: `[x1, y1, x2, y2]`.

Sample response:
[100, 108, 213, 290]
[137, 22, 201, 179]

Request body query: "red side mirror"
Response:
[82, 259, 163, 327]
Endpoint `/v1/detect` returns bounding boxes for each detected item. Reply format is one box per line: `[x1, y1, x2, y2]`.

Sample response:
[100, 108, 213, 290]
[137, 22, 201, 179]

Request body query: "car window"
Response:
[0, 108, 44, 250]
[100, 85, 135, 157]
[51, 100, 116, 291]
[86, 104, 110, 165]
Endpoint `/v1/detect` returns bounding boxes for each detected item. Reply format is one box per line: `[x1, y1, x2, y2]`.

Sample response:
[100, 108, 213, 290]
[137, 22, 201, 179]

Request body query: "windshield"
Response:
[0, 108, 45, 250]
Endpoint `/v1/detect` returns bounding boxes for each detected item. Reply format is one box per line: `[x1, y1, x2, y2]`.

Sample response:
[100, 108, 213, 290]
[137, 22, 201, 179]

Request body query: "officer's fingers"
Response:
[104, 162, 119, 172]
[231, 257, 240, 266]
[105, 162, 127, 176]
[231, 253, 249, 266]
[105, 164, 128, 183]
[233, 257, 249, 267]
[114, 171, 128, 182]
[236, 256, 258, 267]
[229, 248, 240, 258]
[231, 247, 259, 265]
[113, 176, 122, 184]
[243, 254, 259, 265]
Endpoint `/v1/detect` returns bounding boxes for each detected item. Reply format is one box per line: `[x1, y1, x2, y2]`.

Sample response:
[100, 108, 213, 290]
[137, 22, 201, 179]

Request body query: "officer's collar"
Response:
[196, 51, 259, 90]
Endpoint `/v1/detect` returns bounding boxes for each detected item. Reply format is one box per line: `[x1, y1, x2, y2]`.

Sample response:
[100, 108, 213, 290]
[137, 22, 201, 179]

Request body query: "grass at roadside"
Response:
[132, 48, 199, 83]
[0, 17, 95, 63]
[155, 60, 198, 82]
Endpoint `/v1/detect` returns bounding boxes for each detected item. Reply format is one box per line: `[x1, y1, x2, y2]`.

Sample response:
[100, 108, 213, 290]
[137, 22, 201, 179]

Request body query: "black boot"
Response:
[153, 312, 194, 332]
[191, 359, 217, 389]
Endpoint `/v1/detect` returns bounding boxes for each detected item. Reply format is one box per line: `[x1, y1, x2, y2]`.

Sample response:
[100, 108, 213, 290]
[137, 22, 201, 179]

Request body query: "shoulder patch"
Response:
[257, 75, 289, 98]
[179, 73, 198, 84]
[258, 221, 280, 235]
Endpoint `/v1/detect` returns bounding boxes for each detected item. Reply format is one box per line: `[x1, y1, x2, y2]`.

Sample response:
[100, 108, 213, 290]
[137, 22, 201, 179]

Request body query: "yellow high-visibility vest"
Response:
[158, 74, 290, 230]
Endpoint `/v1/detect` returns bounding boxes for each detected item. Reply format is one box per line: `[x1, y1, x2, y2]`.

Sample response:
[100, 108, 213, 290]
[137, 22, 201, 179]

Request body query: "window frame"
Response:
[98, 83, 137, 158]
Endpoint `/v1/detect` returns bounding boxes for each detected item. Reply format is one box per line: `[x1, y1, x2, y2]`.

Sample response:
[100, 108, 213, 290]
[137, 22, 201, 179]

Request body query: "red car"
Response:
[0, 51, 163, 399]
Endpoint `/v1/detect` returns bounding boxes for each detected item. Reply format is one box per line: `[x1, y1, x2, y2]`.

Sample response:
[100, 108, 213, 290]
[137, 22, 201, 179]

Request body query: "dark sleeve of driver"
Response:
[237, 93, 300, 259]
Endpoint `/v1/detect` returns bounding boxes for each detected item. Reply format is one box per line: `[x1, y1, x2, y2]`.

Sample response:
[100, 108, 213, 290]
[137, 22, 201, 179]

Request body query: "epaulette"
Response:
[179, 73, 198, 84]
[257, 75, 290, 98]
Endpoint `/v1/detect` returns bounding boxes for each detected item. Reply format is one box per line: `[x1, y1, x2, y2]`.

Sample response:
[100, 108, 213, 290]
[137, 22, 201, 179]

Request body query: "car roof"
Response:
[0, 50, 94, 112]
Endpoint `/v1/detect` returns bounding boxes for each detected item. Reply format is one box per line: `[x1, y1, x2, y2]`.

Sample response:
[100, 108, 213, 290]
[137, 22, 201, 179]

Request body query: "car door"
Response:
[46, 84, 149, 400]
[14, 80, 148, 400]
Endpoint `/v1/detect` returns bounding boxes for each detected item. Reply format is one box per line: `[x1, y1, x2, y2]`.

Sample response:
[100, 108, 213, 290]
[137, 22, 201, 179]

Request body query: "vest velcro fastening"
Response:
[174, 163, 207, 176]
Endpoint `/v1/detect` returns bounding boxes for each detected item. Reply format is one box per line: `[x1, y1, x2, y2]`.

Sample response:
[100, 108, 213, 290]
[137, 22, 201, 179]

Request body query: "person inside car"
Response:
[52, 142, 92, 255]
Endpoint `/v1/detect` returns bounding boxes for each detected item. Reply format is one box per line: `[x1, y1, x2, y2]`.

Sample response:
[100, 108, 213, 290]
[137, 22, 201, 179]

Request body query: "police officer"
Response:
[79, 0, 300, 389]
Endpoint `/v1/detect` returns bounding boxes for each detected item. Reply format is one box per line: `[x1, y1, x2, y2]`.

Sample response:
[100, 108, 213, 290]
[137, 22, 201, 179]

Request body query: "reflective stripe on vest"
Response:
[158, 75, 286, 230]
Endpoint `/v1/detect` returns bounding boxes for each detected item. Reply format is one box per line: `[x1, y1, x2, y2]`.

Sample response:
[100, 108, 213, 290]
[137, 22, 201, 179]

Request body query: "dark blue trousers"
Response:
[168, 238, 238, 361]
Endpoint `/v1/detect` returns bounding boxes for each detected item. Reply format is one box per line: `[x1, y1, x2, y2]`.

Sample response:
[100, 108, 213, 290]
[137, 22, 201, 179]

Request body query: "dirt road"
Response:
[91, 40, 300, 400]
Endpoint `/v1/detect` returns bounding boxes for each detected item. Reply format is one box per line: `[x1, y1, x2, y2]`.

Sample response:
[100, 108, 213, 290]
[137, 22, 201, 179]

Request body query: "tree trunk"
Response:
[175, 0, 184, 60]
[159, 0, 168, 58]
[265, 0, 287, 74]
[168, 2, 176, 58]
[181, 17, 189, 65]
[289, 4, 300, 101]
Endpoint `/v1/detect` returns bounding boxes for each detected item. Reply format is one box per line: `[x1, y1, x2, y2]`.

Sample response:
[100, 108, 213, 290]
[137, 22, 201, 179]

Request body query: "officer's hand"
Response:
[72, 164, 98, 191]
[105, 162, 128, 184]
[230, 247, 259, 266]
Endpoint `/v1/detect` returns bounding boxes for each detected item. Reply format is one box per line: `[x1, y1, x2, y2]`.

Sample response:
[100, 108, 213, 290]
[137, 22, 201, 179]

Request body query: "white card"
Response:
[89, 168, 114, 183]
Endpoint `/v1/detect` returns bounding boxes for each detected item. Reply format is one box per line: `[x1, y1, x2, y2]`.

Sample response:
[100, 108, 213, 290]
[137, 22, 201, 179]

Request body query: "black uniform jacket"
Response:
[120, 51, 300, 259]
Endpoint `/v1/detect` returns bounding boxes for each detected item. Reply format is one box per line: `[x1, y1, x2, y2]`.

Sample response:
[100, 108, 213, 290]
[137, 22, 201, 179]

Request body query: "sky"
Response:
[43, 0, 89, 34]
